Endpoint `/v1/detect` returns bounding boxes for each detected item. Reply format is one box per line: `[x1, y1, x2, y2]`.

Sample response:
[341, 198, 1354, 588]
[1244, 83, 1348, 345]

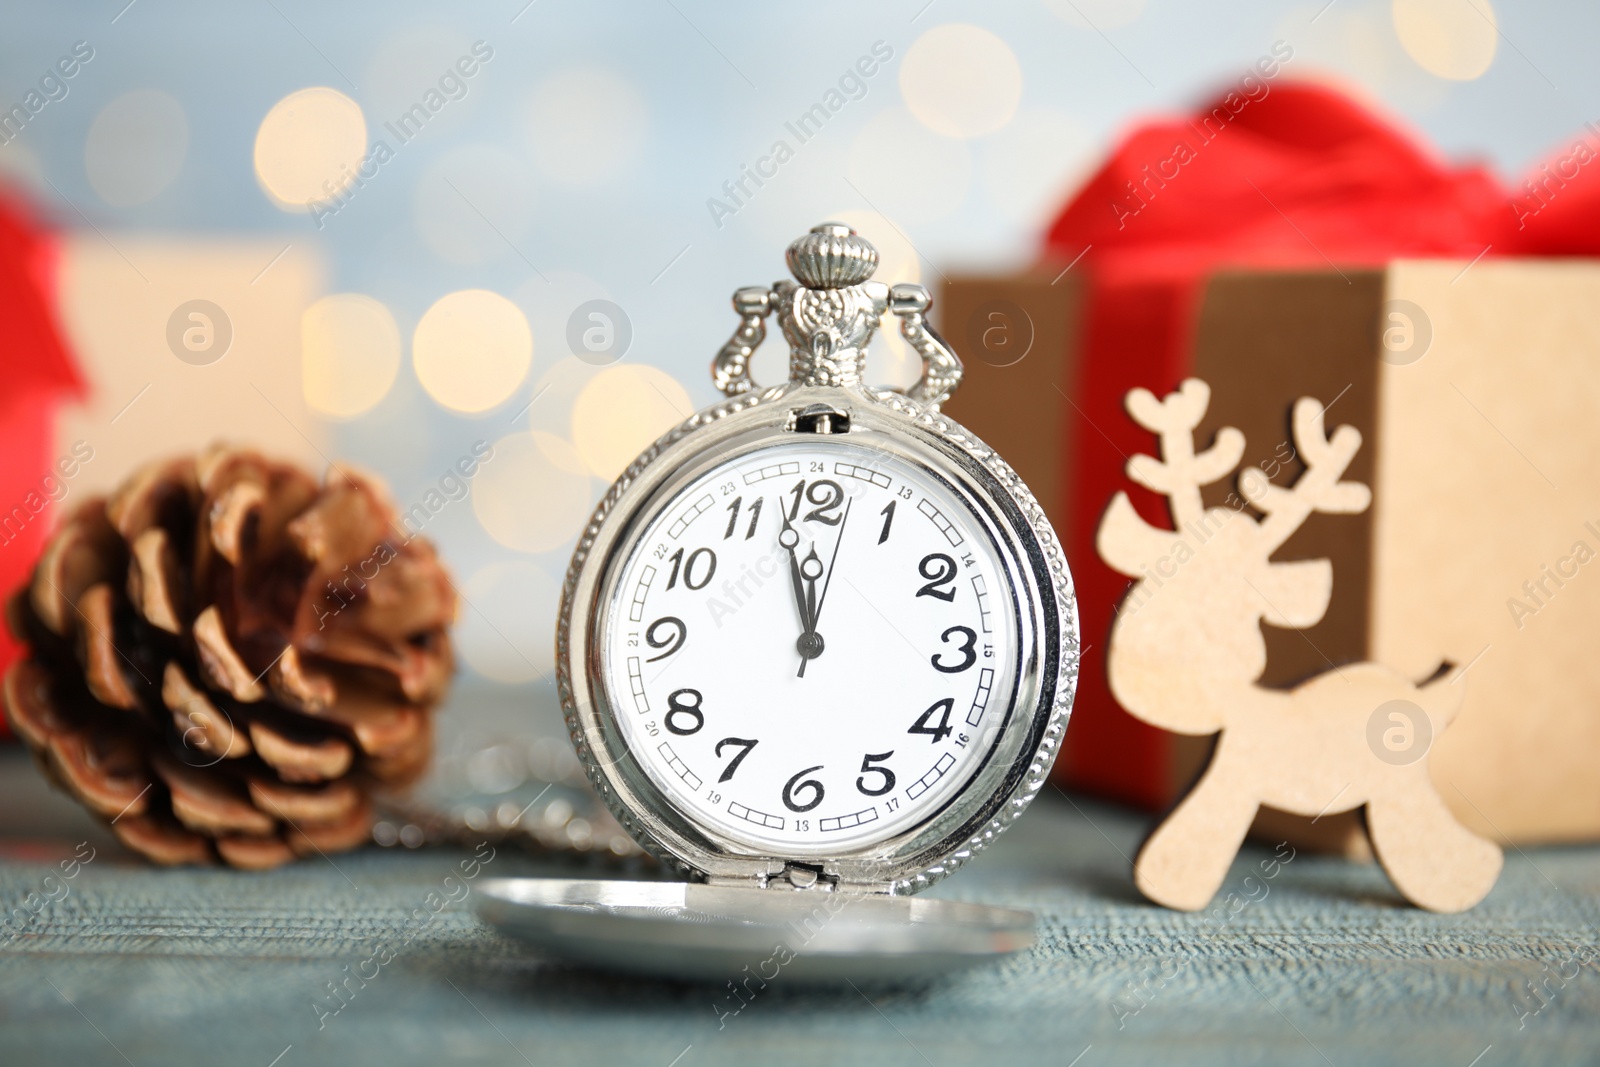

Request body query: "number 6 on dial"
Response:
[783, 766, 825, 813]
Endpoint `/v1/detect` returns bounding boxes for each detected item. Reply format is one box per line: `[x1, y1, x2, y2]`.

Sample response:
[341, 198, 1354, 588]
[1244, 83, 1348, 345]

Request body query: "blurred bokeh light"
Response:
[253, 87, 368, 209]
[412, 288, 532, 413]
[899, 24, 1023, 138]
[572, 365, 692, 480]
[472, 430, 592, 553]
[457, 558, 560, 683]
[1392, 0, 1499, 82]
[85, 89, 188, 206]
[300, 292, 402, 418]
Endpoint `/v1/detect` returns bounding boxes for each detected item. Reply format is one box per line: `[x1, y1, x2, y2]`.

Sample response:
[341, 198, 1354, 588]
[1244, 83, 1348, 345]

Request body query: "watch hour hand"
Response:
[779, 508, 812, 633]
[797, 499, 850, 677]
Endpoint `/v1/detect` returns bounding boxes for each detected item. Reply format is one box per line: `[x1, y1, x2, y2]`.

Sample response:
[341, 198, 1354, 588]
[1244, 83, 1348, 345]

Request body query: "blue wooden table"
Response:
[2, 742, 1597, 1067]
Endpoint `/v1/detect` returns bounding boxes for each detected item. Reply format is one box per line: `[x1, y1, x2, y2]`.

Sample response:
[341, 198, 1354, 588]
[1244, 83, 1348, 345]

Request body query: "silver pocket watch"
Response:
[477, 223, 1079, 981]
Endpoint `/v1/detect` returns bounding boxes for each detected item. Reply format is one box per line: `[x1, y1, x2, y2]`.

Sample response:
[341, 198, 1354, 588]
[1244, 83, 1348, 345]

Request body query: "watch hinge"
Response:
[772, 862, 837, 891]
[701, 863, 839, 891]
[790, 404, 851, 435]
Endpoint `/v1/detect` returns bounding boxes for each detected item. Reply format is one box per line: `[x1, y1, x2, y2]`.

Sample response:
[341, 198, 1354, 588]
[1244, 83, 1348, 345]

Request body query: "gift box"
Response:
[941, 83, 1600, 849]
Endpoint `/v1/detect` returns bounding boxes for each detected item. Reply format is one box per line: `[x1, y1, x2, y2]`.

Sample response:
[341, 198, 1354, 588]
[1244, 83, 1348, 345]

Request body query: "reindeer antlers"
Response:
[1121, 379, 1371, 548]
[1125, 379, 1245, 530]
[1238, 396, 1372, 552]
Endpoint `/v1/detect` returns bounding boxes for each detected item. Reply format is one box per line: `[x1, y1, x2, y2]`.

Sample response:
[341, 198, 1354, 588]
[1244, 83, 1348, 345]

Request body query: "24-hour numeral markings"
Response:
[616, 445, 1015, 849]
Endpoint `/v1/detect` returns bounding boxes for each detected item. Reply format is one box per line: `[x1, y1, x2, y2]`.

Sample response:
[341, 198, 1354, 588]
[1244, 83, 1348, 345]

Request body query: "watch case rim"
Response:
[556, 382, 1079, 895]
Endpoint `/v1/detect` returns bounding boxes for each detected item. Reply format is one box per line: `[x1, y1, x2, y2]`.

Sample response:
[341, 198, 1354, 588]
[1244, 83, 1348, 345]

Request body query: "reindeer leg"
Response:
[1366, 785, 1502, 913]
[1134, 761, 1260, 911]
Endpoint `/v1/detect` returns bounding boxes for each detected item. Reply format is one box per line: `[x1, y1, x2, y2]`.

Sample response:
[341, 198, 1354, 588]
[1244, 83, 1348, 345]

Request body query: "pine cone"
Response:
[2, 446, 456, 869]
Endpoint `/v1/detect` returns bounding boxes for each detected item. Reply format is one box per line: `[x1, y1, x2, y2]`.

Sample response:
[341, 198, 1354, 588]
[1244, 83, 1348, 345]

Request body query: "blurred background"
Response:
[2, 0, 1595, 712]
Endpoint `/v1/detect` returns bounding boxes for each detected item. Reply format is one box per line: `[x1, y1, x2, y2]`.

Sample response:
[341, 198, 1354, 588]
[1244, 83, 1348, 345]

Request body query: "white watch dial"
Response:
[601, 438, 1019, 855]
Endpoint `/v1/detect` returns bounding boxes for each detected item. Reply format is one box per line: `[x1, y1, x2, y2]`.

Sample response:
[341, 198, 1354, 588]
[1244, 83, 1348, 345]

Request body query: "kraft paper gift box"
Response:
[944, 260, 1600, 852]
[938, 81, 1600, 852]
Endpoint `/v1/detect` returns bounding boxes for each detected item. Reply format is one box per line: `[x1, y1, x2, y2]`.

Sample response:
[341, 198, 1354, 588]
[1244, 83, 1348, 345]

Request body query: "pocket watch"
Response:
[477, 223, 1079, 981]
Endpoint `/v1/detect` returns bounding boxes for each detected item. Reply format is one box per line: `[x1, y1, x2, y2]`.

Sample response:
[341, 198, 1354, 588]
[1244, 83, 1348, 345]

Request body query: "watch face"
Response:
[600, 437, 1020, 856]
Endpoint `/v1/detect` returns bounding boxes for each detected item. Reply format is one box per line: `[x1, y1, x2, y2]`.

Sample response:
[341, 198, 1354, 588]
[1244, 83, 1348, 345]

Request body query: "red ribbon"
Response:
[1043, 81, 1600, 806]
[0, 187, 85, 694]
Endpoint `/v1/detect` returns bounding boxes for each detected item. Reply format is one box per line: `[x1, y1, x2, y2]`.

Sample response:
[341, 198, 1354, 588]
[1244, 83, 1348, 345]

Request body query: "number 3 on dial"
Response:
[931, 625, 977, 673]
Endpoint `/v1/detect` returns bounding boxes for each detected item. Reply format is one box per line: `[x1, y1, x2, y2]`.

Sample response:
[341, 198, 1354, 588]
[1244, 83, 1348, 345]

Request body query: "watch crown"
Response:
[785, 222, 879, 290]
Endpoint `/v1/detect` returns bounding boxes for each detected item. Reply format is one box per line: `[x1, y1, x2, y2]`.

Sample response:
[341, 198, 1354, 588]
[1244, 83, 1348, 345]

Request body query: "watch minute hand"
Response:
[812, 496, 852, 625]
[801, 546, 821, 629]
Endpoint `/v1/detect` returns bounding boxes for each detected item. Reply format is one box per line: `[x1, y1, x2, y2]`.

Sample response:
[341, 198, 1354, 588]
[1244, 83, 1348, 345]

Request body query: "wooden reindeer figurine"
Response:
[1097, 379, 1502, 913]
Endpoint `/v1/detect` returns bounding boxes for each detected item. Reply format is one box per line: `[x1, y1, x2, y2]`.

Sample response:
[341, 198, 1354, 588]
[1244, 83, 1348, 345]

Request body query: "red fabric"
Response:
[0, 188, 81, 400]
[0, 187, 83, 715]
[1043, 81, 1600, 807]
[0, 403, 57, 676]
